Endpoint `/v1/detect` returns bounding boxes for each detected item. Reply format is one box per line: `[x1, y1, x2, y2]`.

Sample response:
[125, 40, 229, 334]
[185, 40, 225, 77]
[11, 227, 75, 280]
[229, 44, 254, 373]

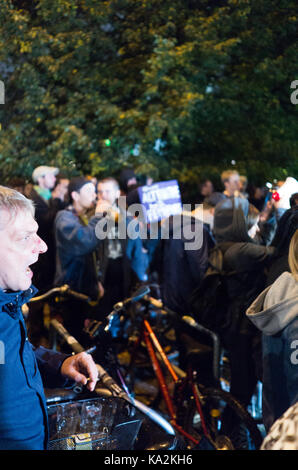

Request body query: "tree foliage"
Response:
[0, 0, 297, 188]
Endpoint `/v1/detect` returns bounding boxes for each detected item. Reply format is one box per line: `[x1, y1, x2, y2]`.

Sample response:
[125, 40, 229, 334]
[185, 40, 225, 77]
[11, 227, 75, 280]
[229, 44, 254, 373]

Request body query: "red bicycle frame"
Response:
[141, 318, 211, 446]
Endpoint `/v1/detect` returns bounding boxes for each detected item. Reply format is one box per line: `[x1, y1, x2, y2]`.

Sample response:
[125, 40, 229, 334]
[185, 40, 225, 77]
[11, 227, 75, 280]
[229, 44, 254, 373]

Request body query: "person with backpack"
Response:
[210, 197, 275, 409]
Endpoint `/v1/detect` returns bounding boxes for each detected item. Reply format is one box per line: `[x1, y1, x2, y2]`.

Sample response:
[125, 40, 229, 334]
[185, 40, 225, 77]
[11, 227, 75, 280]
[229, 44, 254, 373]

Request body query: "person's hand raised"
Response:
[95, 198, 112, 216]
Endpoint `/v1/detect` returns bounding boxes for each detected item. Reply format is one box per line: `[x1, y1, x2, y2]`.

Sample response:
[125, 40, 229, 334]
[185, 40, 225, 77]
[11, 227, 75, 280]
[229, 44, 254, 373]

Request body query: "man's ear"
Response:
[37, 176, 44, 187]
[71, 191, 79, 202]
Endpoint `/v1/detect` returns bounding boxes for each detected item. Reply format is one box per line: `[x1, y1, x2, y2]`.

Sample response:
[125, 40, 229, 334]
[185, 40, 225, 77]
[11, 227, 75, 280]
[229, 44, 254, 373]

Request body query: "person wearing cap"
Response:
[54, 176, 110, 340]
[28, 166, 66, 289]
[27, 166, 68, 344]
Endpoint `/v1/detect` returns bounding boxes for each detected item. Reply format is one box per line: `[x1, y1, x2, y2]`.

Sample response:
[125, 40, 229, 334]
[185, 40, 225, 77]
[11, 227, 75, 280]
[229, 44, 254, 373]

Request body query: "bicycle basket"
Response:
[47, 396, 143, 450]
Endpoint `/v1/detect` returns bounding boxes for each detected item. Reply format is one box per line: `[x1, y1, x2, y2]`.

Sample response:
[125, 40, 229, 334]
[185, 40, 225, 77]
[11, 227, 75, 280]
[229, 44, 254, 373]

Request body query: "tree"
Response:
[0, 0, 297, 191]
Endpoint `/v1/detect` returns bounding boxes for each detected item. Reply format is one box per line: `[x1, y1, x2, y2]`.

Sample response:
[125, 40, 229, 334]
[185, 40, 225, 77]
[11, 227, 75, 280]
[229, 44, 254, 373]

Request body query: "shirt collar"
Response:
[0, 285, 38, 308]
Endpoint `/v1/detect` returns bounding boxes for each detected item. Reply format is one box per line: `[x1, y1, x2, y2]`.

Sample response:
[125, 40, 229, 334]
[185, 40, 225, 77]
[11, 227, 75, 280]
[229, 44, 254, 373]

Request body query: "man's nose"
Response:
[34, 235, 48, 254]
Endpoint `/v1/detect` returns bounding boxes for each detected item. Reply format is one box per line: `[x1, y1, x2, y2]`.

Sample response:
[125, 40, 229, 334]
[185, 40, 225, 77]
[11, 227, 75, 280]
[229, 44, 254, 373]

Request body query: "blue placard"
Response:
[137, 180, 182, 223]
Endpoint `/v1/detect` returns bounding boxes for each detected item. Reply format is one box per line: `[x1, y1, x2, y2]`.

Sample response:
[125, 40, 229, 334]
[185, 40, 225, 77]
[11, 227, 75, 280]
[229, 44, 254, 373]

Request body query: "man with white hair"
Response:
[0, 186, 98, 450]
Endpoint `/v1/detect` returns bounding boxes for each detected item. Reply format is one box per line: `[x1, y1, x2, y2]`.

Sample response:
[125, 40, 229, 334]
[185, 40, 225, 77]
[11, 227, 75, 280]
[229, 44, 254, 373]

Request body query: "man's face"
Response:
[56, 178, 70, 198]
[201, 181, 214, 197]
[226, 174, 240, 196]
[42, 172, 56, 190]
[97, 181, 120, 206]
[76, 183, 96, 210]
[0, 210, 47, 291]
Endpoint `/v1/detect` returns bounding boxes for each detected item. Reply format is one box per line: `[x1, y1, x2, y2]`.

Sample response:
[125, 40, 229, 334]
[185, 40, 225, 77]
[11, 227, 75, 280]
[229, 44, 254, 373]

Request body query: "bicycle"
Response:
[27, 285, 181, 451]
[123, 294, 264, 450]
[40, 286, 263, 450]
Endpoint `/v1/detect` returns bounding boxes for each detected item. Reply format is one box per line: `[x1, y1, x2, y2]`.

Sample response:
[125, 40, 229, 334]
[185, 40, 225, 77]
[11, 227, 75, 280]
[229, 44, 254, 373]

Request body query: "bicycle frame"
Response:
[134, 314, 214, 447]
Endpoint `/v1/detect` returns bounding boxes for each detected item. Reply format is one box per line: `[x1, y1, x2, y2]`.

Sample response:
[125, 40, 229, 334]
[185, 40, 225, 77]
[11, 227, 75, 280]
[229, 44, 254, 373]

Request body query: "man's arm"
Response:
[34, 346, 98, 391]
[34, 345, 72, 388]
[55, 210, 103, 256]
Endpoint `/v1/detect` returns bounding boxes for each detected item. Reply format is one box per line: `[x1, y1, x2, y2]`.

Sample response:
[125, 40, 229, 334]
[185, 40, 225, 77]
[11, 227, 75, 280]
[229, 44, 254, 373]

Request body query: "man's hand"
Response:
[259, 200, 273, 223]
[95, 198, 112, 215]
[60, 352, 98, 392]
[51, 183, 67, 201]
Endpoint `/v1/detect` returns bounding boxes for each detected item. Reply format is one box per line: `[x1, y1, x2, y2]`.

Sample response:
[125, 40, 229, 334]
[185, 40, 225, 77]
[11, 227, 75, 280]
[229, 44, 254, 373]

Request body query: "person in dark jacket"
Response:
[28, 166, 66, 291]
[156, 210, 215, 379]
[0, 185, 98, 450]
[213, 197, 275, 409]
[54, 177, 111, 338]
[247, 229, 298, 431]
[27, 166, 68, 344]
[161, 211, 214, 315]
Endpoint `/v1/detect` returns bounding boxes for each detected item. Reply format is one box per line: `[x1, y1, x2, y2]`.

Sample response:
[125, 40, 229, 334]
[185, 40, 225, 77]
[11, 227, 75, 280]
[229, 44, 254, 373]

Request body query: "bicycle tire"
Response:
[183, 386, 263, 450]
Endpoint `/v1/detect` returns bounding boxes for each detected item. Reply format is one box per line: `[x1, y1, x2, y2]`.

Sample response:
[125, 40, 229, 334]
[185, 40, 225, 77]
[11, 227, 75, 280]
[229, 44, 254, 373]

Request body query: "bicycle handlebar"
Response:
[136, 296, 222, 384]
[182, 315, 221, 382]
[144, 295, 163, 309]
[28, 284, 91, 303]
[112, 285, 151, 311]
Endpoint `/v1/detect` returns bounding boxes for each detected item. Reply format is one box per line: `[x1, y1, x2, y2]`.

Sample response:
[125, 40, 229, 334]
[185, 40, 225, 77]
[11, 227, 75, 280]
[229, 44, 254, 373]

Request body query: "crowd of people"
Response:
[0, 164, 298, 450]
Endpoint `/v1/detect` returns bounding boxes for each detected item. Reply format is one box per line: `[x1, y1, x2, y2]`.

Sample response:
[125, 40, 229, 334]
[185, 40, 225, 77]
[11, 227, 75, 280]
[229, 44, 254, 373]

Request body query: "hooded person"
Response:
[246, 229, 298, 432]
[156, 210, 215, 381]
[119, 168, 137, 195]
[212, 197, 275, 409]
[160, 210, 215, 316]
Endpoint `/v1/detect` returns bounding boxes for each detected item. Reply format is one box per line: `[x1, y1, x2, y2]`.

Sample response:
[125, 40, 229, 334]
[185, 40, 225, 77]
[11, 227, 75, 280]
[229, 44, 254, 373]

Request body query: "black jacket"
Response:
[161, 213, 215, 315]
[213, 197, 275, 338]
[28, 187, 64, 291]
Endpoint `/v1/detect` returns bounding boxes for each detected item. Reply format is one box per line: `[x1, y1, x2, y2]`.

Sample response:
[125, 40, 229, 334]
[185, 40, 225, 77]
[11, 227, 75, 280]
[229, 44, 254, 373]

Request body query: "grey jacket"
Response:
[246, 272, 298, 430]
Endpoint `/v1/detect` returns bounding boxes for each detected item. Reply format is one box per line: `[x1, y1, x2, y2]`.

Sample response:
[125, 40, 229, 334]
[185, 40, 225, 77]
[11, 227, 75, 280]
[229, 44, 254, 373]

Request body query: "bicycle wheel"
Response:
[183, 386, 263, 450]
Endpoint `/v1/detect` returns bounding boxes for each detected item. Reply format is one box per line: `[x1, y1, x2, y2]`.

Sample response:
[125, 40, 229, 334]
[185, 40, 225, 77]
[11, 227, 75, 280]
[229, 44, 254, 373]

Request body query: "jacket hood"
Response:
[246, 272, 298, 335]
[213, 197, 253, 243]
